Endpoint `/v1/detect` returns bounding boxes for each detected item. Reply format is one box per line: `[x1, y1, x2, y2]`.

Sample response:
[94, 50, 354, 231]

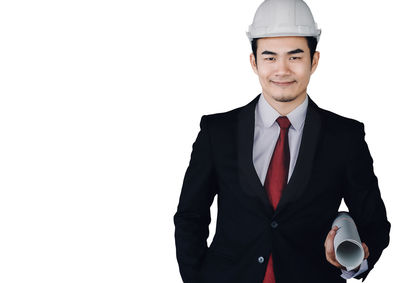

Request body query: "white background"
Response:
[0, 0, 398, 282]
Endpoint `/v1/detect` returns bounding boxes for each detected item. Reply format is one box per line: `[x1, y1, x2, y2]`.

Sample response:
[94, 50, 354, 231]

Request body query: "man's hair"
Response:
[251, 36, 318, 67]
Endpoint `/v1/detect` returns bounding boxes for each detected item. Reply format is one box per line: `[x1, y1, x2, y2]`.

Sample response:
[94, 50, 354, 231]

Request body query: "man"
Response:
[173, 0, 390, 282]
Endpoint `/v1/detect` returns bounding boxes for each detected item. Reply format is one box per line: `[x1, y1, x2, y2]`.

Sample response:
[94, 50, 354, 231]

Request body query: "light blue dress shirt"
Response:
[252, 93, 368, 279]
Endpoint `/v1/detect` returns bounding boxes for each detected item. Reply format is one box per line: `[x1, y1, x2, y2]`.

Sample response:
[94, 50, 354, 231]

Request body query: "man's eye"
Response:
[264, 57, 275, 61]
[290, 57, 301, 60]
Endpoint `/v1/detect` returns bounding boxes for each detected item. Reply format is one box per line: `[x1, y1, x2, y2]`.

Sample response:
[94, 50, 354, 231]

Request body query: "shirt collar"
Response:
[255, 93, 308, 132]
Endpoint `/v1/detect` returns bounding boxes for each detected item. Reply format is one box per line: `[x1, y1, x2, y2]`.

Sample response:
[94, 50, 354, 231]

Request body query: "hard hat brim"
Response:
[246, 30, 321, 43]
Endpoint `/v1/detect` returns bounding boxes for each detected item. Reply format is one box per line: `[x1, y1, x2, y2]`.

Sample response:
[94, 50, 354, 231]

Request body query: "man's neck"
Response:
[262, 93, 307, 116]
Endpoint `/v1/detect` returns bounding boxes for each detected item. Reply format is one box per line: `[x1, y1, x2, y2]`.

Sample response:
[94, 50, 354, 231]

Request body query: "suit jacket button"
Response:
[258, 256, 264, 263]
[271, 221, 278, 228]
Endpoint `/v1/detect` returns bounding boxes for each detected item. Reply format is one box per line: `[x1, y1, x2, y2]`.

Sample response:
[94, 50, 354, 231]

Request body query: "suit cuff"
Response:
[340, 259, 368, 279]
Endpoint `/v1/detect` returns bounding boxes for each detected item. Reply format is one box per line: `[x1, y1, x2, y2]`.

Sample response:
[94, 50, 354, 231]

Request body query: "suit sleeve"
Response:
[343, 122, 391, 282]
[173, 115, 218, 283]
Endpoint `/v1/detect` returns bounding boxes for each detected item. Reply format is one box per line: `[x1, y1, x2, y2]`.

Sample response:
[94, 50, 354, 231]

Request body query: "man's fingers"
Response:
[362, 242, 370, 259]
[325, 226, 341, 268]
[325, 226, 338, 248]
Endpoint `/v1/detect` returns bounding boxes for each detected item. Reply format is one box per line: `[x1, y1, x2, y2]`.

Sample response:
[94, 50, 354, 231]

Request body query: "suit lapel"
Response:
[237, 94, 274, 217]
[237, 93, 322, 218]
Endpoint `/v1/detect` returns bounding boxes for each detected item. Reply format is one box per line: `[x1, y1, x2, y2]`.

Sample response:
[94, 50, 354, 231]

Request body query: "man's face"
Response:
[250, 36, 319, 103]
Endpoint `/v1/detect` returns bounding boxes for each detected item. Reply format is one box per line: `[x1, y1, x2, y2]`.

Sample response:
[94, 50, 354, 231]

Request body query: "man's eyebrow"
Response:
[261, 48, 305, 55]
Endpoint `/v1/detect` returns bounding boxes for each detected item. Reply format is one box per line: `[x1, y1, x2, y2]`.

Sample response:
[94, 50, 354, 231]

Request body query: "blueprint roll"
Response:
[331, 212, 365, 271]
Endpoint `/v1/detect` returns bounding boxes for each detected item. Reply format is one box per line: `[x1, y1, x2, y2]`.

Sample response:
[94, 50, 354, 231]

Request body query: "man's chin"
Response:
[272, 95, 297, 103]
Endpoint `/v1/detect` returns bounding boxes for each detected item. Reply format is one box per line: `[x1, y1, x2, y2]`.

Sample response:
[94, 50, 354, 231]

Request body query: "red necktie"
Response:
[262, 116, 291, 283]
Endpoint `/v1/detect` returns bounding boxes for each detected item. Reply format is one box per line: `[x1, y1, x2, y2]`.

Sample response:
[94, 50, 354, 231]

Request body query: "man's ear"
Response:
[250, 53, 258, 75]
[310, 51, 320, 74]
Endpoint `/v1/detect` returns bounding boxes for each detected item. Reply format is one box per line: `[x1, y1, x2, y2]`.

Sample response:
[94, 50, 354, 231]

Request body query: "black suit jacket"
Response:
[174, 94, 390, 283]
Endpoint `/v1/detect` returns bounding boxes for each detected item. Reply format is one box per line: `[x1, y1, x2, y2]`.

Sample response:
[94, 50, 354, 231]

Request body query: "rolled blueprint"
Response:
[331, 212, 364, 271]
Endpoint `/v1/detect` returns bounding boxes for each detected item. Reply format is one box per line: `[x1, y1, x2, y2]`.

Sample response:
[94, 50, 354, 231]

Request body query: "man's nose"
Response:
[275, 58, 291, 75]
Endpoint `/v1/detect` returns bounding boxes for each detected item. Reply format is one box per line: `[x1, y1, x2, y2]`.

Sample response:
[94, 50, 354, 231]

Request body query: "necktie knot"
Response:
[276, 116, 291, 130]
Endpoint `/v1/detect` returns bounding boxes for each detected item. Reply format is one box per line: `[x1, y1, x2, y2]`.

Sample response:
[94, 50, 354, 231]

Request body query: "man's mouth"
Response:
[271, 80, 295, 86]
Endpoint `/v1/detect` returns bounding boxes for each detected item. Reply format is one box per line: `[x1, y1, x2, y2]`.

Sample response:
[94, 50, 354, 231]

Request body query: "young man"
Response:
[174, 1, 390, 282]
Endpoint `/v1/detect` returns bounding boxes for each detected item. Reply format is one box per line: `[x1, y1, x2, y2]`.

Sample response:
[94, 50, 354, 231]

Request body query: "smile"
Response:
[271, 81, 295, 87]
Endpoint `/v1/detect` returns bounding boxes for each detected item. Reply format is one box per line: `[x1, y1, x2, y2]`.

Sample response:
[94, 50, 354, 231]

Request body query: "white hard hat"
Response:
[246, 0, 321, 43]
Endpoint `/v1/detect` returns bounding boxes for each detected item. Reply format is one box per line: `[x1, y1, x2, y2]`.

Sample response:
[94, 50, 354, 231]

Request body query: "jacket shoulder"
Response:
[201, 103, 244, 129]
[317, 105, 364, 135]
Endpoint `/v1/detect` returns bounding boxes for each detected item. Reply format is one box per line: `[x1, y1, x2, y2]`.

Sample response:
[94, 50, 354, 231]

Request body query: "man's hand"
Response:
[324, 226, 370, 271]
